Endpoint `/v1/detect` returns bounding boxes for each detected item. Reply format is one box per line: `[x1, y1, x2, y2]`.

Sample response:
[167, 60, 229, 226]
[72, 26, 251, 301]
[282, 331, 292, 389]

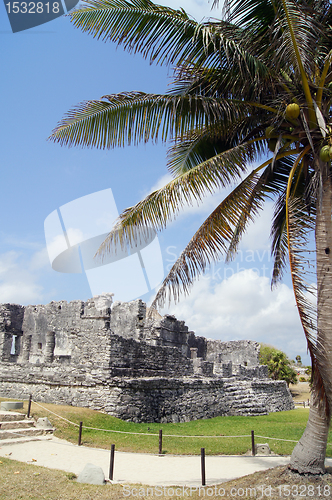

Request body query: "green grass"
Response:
[2, 397, 332, 457]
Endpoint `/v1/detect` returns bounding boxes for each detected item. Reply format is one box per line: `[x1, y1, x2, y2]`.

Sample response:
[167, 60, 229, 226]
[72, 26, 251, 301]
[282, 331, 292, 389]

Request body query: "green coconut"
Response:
[320, 145, 331, 162]
[286, 103, 300, 120]
[265, 126, 276, 138]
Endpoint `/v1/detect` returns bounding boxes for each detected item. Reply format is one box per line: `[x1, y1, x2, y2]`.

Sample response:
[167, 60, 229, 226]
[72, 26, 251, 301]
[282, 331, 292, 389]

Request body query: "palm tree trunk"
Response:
[289, 401, 330, 474]
[289, 163, 332, 474]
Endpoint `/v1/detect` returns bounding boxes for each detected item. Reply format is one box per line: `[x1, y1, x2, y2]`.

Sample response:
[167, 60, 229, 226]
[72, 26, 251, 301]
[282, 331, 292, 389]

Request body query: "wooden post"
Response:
[251, 430, 255, 456]
[303, 401, 305, 408]
[78, 421, 83, 446]
[27, 394, 32, 418]
[159, 429, 162, 455]
[109, 444, 115, 480]
[201, 447, 206, 486]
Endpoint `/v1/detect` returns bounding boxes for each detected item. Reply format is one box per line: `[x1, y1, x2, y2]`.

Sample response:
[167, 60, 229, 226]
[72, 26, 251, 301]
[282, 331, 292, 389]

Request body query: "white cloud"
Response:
[65, 227, 85, 246]
[0, 250, 46, 305]
[160, 269, 310, 363]
[239, 201, 274, 252]
[29, 247, 52, 272]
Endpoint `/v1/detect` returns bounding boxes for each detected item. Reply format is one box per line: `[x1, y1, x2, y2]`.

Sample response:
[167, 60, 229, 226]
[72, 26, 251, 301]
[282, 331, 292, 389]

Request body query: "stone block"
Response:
[1, 401, 23, 410]
[36, 417, 53, 429]
[77, 463, 106, 485]
[255, 443, 271, 455]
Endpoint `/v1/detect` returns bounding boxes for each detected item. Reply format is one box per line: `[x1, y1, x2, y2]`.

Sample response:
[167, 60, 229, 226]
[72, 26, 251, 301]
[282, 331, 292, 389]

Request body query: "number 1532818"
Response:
[5, 2, 60, 14]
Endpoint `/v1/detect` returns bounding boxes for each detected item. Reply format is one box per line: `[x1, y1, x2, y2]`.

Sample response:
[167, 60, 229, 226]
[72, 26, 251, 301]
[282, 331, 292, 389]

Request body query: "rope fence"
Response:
[28, 398, 332, 449]
[3, 396, 332, 485]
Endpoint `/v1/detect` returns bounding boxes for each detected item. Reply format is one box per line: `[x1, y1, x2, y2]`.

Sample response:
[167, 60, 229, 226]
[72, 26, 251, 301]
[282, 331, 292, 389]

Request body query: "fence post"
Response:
[303, 401, 305, 408]
[109, 444, 115, 480]
[27, 394, 32, 418]
[159, 429, 163, 455]
[251, 430, 255, 456]
[201, 447, 206, 486]
[78, 421, 83, 446]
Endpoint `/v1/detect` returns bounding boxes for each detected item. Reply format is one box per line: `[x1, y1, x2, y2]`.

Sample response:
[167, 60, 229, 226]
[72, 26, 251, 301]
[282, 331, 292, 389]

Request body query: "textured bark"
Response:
[290, 164, 332, 474]
[289, 401, 330, 474]
[314, 167, 332, 408]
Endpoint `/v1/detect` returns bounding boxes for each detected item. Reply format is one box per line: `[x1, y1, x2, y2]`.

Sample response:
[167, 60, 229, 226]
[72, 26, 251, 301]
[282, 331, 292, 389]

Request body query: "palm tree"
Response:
[260, 345, 298, 385]
[50, 0, 332, 474]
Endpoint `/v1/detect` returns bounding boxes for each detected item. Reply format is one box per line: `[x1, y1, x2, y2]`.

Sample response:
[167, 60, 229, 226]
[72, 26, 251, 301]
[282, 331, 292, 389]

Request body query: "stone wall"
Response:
[0, 373, 294, 423]
[0, 304, 24, 362]
[207, 339, 260, 367]
[111, 300, 146, 341]
[0, 295, 294, 422]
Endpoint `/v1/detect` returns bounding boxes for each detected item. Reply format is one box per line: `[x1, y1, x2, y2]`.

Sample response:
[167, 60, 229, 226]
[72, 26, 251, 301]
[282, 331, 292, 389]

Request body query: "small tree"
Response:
[296, 355, 302, 366]
[259, 344, 297, 386]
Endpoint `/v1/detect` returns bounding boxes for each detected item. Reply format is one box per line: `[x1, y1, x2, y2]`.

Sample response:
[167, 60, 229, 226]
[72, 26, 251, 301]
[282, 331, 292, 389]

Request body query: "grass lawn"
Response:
[2, 397, 331, 457]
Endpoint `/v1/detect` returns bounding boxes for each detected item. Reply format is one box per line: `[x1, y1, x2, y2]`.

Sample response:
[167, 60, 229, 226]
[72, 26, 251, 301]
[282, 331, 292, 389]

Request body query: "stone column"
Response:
[190, 348, 198, 359]
[22, 334, 32, 362]
[1, 332, 13, 361]
[45, 331, 55, 363]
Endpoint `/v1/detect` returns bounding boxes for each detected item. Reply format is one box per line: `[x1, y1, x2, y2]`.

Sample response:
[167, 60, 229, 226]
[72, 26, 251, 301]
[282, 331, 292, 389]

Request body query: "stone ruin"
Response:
[0, 294, 294, 423]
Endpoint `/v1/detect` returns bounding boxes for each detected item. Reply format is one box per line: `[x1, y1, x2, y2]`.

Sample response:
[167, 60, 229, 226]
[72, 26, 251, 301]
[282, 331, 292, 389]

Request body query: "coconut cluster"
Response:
[265, 103, 300, 152]
[265, 103, 331, 162]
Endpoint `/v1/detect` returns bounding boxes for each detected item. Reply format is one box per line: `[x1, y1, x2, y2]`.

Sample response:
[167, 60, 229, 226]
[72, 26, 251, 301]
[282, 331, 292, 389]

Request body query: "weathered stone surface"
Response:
[255, 443, 271, 455]
[0, 401, 23, 410]
[77, 463, 105, 485]
[0, 294, 294, 422]
[36, 417, 53, 429]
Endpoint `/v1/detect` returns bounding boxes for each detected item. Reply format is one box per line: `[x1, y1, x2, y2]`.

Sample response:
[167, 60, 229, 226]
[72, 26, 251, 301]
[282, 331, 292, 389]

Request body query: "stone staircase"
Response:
[223, 381, 268, 416]
[0, 410, 53, 445]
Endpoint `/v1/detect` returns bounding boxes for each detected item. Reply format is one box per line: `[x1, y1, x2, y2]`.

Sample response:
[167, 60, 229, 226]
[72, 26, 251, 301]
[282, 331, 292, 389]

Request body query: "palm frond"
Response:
[97, 142, 266, 258]
[286, 196, 325, 408]
[270, 155, 303, 286]
[276, 0, 321, 76]
[149, 168, 271, 308]
[69, 0, 201, 66]
[166, 125, 266, 177]
[284, 149, 329, 413]
[49, 92, 247, 148]
[70, 0, 275, 91]
[223, 0, 276, 30]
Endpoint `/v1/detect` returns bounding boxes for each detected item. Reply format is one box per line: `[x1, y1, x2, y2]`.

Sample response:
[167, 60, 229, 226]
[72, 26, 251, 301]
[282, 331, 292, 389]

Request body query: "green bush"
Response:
[259, 344, 297, 386]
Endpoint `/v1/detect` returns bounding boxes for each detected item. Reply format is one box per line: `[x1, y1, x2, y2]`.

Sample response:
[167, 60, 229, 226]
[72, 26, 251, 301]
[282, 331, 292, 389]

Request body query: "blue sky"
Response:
[0, 0, 311, 363]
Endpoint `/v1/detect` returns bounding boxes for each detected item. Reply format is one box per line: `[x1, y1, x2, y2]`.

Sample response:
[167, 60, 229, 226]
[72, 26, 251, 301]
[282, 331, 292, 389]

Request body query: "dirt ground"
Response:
[0, 459, 331, 500]
[222, 465, 332, 500]
[289, 382, 311, 403]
